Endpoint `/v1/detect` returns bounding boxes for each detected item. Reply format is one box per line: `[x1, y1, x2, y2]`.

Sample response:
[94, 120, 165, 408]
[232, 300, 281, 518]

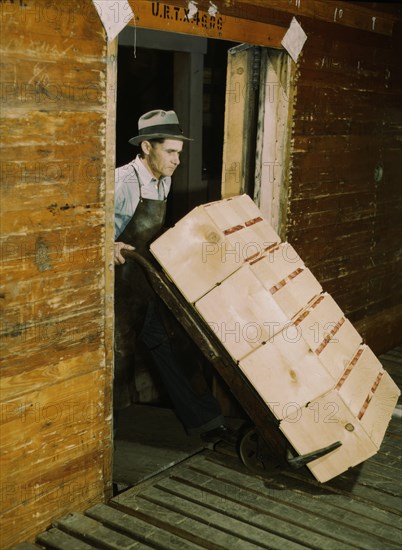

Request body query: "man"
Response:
[113, 109, 236, 443]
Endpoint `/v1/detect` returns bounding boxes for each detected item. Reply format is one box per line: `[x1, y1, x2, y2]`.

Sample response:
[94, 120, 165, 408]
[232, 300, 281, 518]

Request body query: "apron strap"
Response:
[132, 162, 167, 201]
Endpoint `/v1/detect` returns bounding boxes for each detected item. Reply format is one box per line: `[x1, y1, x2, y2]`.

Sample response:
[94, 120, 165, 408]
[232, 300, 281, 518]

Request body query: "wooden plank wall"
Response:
[286, 10, 402, 354]
[157, 0, 402, 354]
[0, 1, 114, 548]
[0, 0, 401, 546]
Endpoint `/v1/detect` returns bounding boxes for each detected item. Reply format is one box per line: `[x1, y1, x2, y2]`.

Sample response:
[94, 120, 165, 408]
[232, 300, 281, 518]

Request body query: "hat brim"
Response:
[129, 133, 193, 146]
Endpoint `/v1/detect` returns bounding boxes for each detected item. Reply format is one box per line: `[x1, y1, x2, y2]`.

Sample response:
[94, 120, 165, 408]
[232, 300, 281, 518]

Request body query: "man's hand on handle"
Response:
[114, 242, 135, 265]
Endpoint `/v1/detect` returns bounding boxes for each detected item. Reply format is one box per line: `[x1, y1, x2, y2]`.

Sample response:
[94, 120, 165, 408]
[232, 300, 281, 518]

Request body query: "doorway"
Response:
[112, 28, 294, 490]
[116, 27, 235, 225]
[113, 28, 240, 491]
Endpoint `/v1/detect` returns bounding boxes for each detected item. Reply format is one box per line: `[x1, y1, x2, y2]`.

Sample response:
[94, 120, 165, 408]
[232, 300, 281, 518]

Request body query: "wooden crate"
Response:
[294, 293, 363, 380]
[280, 366, 400, 482]
[195, 245, 323, 362]
[150, 195, 400, 482]
[279, 389, 379, 483]
[238, 333, 335, 420]
[150, 194, 280, 303]
[250, 243, 322, 320]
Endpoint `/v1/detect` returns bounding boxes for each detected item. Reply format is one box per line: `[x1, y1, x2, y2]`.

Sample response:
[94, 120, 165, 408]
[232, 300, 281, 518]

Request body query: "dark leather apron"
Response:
[114, 166, 167, 409]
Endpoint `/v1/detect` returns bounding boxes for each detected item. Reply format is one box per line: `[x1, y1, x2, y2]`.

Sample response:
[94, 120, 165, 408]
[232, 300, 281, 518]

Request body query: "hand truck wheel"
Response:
[239, 426, 278, 474]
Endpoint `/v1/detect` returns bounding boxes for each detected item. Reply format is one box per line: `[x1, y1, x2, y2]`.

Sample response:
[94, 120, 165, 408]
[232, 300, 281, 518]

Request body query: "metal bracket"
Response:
[286, 441, 342, 469]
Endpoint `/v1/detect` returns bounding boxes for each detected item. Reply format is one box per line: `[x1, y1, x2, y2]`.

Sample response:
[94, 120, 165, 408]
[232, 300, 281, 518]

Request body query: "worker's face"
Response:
[142, 139, 183, 179]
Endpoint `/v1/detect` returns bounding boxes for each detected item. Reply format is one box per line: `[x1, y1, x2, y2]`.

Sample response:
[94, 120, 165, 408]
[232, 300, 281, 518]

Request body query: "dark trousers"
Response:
[140, 301, 224, 434]
[114, 301, 224, 435]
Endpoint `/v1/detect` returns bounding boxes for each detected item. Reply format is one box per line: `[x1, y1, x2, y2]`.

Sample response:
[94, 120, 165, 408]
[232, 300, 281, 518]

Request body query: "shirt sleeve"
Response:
[114, 167, 130, 240]
[114, 162, 140, 240]
[114, 187, 126, 240]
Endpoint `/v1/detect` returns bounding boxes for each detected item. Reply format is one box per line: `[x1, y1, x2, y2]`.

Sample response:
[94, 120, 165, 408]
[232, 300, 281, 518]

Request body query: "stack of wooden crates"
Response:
[151, 195, 400, 482]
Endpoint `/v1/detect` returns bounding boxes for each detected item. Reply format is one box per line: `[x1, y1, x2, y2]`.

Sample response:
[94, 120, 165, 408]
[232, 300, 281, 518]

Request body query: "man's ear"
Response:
[141, 141, 151, 156]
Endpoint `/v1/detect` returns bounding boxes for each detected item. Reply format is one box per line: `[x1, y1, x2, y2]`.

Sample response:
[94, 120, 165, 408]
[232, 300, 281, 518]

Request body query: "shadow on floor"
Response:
[114, 404, 210, 489]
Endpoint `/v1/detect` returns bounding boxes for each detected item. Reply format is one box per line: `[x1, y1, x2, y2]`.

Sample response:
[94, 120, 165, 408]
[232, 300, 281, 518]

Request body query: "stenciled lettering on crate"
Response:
[151, 195, 400, 482]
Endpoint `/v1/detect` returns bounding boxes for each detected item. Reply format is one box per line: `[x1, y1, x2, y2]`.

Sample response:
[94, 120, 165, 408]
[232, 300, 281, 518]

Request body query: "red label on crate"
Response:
[223, 224, 244, 235]
[315, 318, 345, 355]
[357, 372, 384, 420]
[223, 217, 264, 236]
[245, 216, 263, 227]
[270, 268, 304, 295]
[335, 347, 364, 390]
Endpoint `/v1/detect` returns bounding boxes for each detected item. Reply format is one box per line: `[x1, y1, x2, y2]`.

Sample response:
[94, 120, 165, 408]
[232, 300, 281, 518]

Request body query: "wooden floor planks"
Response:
[12, 347, 402, 550]
[23, 417, 402, 550]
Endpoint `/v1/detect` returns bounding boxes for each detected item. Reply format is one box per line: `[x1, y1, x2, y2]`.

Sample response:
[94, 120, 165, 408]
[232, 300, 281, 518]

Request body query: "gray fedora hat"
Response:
[129, 109, 192, 146]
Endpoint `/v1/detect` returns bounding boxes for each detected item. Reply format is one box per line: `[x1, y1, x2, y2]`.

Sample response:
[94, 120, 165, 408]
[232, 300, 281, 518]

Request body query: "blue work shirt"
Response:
[114, 155, 171, 240]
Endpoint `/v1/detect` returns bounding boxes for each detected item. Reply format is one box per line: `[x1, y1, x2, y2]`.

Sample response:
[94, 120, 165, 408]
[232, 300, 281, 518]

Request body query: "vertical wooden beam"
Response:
[0, 1, 115, 545]
[104, 37, 118, 501]
[253, 50, 295, 238]
[173, 51, 204, 220]
[221, 44, 258, 198]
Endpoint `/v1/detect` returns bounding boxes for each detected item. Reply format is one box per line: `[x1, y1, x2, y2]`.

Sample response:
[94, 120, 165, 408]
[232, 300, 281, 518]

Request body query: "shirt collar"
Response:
[133, 155, 159, 186]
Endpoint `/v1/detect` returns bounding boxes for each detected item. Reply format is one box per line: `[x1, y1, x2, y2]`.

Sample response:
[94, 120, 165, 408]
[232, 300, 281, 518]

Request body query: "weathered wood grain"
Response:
[129, 1, 286, 47]
[2, 0, 401, 546]
[168, 468, 377, 550]
[86, 503, 205, 549]
[1, 369, 106, 470]
[0, 111, 105, 147]
[189, 451, 402, 543]
[108, 437, 402, 549]
[1, 467, 104, 549]
[221, 44, 258, 198]
[0, 58, 106, 110]
[0, 1, 112, 547]
[287, 12, 402, 355]
[53, 512, 152, 549]
[0, 350, 105, 402]
[0, 225, 105, 283]
[0, 1, 105, 41]
[153, 0, 398, 35]
[37, 528, 95, 550]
